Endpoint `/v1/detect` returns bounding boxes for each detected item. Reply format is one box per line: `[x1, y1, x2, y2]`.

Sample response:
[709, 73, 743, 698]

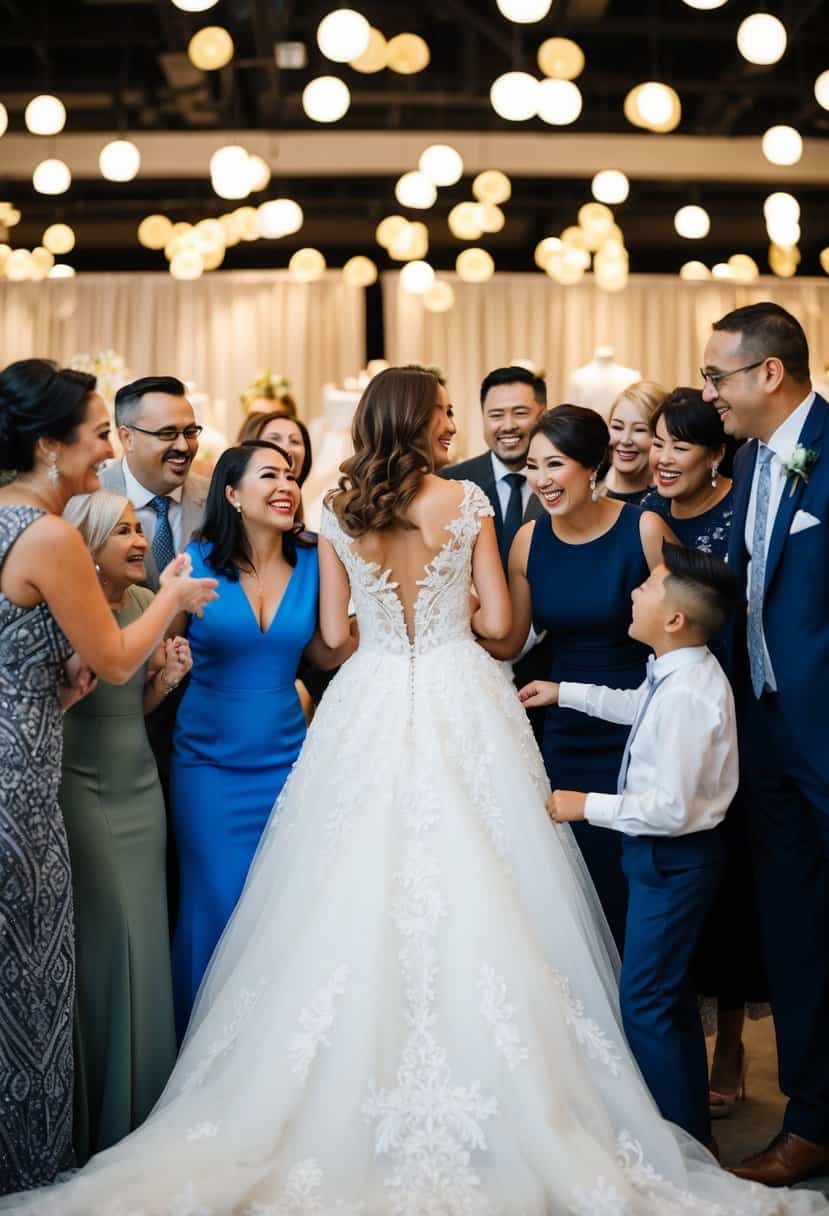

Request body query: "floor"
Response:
[708, 1017, 829, 1198]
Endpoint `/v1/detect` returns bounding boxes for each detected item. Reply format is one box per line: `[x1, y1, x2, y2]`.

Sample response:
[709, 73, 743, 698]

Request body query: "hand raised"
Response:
[518, 680, 560, 708]
[159, 555, 218, 617]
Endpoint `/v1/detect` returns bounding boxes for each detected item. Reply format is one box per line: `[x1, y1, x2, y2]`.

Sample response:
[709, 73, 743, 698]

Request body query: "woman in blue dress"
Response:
[171, 439, 354, 1038]
[486, 405, 674, 952]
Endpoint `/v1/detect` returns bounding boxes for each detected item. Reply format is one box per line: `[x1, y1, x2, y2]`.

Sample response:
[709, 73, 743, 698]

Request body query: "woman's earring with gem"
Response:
[589, 473, 599, 502]
[47, 450, 60, 485]
[711, 462, 719, 487]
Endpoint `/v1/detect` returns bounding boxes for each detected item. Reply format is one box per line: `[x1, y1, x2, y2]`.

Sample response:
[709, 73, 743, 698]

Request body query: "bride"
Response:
[6, 366, 826, 1215]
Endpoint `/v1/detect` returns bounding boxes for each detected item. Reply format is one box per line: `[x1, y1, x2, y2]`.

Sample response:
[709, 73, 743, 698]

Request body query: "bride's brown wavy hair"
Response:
[328, 365, 441, 537]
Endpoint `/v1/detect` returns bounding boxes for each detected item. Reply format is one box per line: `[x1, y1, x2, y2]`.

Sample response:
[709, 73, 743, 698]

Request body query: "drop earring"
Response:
[589, 473, 599, 502]
[710, 462, 719, 487]
[47, 450, 60, 485]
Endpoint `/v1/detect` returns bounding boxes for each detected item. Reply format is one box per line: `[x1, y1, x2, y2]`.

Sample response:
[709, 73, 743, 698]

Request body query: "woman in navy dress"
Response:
[643, 388, 765, 1120]
[171, 440, 354, 1038]
[486, 405, 674, 951]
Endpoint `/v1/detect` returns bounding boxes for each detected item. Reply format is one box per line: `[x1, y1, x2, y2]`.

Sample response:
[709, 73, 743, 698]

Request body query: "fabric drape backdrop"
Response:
[384, 272, 829, 459]
[0, 270, 366, 437]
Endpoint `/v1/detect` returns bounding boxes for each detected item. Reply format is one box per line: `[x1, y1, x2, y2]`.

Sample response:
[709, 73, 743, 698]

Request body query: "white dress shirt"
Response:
[743, 390, 814, 692]
[490, 452, 533, 520]
[559, 646, 738, 837]
[121, 458, 186, 553]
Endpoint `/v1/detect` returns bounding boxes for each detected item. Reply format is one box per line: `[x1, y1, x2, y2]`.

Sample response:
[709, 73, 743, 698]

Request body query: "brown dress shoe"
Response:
[731, 1131, 829, 1187]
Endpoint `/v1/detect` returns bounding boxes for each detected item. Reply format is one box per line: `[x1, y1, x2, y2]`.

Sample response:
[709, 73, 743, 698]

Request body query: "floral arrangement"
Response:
[67, 349, 129, 406]
[240, 370, 293, 413]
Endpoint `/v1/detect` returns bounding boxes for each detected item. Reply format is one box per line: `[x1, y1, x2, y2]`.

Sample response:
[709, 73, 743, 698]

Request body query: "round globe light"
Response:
[537, 37, 584, 80]
[496, 0, 552, 21]
[624, 82, 681, 132]
[761, 125, 802, 167]
[456, 248, 495, 283]
[343, 255, 378, 287]
[712, 263, 733, 281]
[233, 206, 260, 241]
[534, 237, 562, 270]
[765, 216, 800, 249]
[728, 254, 760, 284]
[270, 198, 303, 237]
[423, 280, 455, 313]
[170, 250, 204, 280]
[289, 247, 326, 281]
[578, 202, 614, 250]
[172, 0, 219, 10]
[594, 262, 629, 293]
[31, 245, 55, 274]
[537, 78, 582, 125]
[476, 203, 505, 234]
[138, 214, 173, 250]
[820, 247, 829, 276]
[194, 218, 225, 254]
[816, 71, 829, 111]
[210, 145, 251, 199]
[769, 243, 800, 278]
[99, 139, 140, 182]
[389, 221, 428, 261]
[400, 260, 435, 294]
[202, 245, 225, 271]
[592, 170, 629, 205]
[679, 260, 711, 281]
[674, 205, 710, 239]
[317, 9, 370, 63]
[48, 263, 76, 279]
[350, 27, 387, 73]
[33, 158, 71, 195]
[395, 171, 437, 210]
[448, 202, 484, 241]
[188, 26, 234, 71]
[473, 170, 511, 205]
[25, 94, 66, 136]
[490, 72, 540, 122]
[302, 76, 350, 123]
[418, 144, 463, 187]
[7, 249, 33, 281]
[545, 246, 585, 285]
[0, 103, 8, 139]
[682, 0, 727, 7]
[763, 191, 800, 224]
[43, 223, 76, 255]
[247, 154, 271, 192]
[386, 33, 430, 75]
[376, 215, 409, 248]
[737, 13, 787, 65]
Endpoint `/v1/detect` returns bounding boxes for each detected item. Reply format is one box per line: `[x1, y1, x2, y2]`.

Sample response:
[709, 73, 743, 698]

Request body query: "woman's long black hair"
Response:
[196, 440, 315, 579]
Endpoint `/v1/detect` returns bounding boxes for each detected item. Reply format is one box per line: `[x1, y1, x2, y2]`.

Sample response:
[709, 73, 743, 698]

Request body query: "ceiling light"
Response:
[816, 71, 829, 111]
[476, 203, 505, 234]
[343, 255, 378, 287]
[170, 250, 204, 280]
[682, 0, 727, 8]
[171, 0, 219, 10]
[472, 170, 511, 205]
[193, 218, 225, 254]
[25, 94, 66, 136]
[202, 245, 225, 271]
[219, 213, 242, 246]
[188, 26, 234, 71]
[210, 145, 251, 199]
[737, 14, 787, 65]
[544, 246, 586, 285]
[302, 76, 350, 122]
[578, 202, 615, 250]
[33, 159, 71, 195]
[537, 38, 584, 80]
[448, 202, 484, 241]
[350, 27, 387, 73]
[674, 205, 710, 239]
[496, 0, 552, 21]
[712, 263, 733, 281]
[761, 125, 802, 167]
[456, 248, 495, 282]
[386, 33, 430, 75]
[534, 237, 562, 270]
[388, 221, 428, 261]
[679, 261, 711, 280]
[769, 243, 800, 278]
[48, 263, 76, 279]
[624, 82, 681, 133]
[400, 260, 435, 294]
[765, 217, 800, 249]
[7, 249, 33, 281]
[763, 191, 799, 224]
[490, 71, 539, 122]
[376, 215, 409, 248]
[138, 215, 173, 250]
[0, 103, 8, 139]
[316, 9, 370, 63]
[257, 198, 304, 238]
[591, 170, 629, 205]
[423, 280, 455, 312]
[418, 144, 463, 187]
[728, 254, 760, 283]
[99, 139, 141, 182]
[247, 155, 271, 192]
[537, 78, 582, 125]
[820, 247, 829, 275]
[42, 223, 76, 255]
[289, 247, 326, 281]
[233, 206, 260, 241]
[395, 171, 437, 210]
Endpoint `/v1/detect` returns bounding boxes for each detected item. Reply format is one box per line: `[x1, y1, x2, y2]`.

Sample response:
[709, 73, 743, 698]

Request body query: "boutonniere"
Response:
[783, 444, 819, 496]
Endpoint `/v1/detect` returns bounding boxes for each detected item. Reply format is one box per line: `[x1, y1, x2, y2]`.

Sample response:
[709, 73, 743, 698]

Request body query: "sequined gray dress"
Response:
[0, 506, 74, 1193]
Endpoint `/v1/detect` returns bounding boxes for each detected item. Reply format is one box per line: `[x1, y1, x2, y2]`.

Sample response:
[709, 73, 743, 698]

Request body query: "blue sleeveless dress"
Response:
[527, 505, 650, 951]
[170, 539, 319, 1038]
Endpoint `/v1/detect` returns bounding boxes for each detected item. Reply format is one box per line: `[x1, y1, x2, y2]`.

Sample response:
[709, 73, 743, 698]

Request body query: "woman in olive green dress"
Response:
[61, 490, 192, 1162]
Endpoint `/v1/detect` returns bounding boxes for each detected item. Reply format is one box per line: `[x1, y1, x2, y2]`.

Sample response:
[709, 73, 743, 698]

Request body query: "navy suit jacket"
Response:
[728, 393, 829, 781]
[442, 451, 543, 560]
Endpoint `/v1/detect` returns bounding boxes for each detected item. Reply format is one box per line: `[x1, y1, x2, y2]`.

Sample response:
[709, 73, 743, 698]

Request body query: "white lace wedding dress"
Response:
[6, 482, 826, 1216]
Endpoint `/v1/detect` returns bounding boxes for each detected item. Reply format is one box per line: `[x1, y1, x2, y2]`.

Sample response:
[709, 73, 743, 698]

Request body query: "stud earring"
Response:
[233, 501, 242, 515]
[47, 450, 60, 485]
[589, 473, 599, 503]
[710, 462, 719, 487]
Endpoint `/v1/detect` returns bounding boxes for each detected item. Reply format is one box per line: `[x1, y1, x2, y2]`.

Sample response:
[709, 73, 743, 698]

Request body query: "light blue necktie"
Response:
[616, 656, 659, 795]
[150, 495, 176, 573]
[747, 445, 775, 698]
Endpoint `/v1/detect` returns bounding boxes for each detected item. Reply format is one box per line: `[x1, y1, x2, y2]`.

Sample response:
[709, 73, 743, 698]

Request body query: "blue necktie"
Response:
[616, 656, 659, 795]
[747, 445, 775, 698]
[501, 473, 525, 563]
[150, 495, 176, 574]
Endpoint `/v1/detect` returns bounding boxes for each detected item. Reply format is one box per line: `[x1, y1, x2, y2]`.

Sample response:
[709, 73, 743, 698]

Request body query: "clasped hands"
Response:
[517, 679, 587, 824]
[160, 636, 192, 691]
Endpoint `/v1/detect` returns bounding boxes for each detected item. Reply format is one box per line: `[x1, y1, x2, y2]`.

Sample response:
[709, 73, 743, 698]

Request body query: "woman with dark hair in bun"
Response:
[486, 404, 675, 952]
[0, 359, 217, 1193]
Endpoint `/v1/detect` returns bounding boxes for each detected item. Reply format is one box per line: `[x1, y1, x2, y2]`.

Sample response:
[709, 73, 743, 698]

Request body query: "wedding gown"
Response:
[7, 482, 826, 1216]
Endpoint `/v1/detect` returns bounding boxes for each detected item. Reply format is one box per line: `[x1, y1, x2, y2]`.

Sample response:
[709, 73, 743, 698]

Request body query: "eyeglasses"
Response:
[125, 424, 203, 443]
[699, 360, 765, 390]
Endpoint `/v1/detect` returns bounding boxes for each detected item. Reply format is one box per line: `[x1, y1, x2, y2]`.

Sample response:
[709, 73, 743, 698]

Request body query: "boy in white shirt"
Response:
[520, 542, 739, 1150]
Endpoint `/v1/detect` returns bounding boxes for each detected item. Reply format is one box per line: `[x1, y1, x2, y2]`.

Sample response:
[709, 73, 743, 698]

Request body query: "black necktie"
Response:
[501, 473, 525, 564]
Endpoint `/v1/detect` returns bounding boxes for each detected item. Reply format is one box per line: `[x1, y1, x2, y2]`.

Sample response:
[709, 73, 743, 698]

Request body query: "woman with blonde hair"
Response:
[603, 379, 666, 503]
[61, 489, 191, 1163]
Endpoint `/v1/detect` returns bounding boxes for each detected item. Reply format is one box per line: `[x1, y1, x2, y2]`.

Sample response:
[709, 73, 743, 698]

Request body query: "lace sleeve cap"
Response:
[465, 481, 495, 521]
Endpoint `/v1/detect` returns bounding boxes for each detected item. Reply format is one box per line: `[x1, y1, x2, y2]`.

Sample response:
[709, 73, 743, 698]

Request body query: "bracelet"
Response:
[159, 672, 179, 694]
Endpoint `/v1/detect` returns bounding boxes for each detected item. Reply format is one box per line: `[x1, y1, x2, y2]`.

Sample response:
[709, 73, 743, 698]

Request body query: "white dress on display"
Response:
[6, 481, 826, 1216]
[566, 347, 642, 421]
[302, 385, 360, 531]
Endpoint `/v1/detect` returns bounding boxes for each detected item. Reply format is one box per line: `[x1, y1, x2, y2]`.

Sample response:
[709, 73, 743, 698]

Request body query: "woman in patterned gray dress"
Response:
[0, 359, 217, 1195]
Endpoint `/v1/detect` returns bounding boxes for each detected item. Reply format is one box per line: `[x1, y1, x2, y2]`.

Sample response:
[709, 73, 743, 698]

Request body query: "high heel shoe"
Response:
[709, 1042, 748, 1119]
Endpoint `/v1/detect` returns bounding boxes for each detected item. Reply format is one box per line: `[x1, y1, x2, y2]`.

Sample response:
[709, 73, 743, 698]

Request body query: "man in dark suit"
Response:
[444, 366, 549, 732]
[702, 303, 829, 1187]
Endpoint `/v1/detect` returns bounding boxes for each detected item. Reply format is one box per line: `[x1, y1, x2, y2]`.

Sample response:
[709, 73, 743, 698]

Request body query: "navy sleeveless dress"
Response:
[527, 505, 650, 951]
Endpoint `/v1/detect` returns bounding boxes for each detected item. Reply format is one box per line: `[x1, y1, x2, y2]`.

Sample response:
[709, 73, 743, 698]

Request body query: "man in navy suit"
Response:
[702, 302, 829, 1186]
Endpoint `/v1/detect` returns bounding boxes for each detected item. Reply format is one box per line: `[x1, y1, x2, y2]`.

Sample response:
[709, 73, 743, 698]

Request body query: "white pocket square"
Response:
[790, 510, 821, 535]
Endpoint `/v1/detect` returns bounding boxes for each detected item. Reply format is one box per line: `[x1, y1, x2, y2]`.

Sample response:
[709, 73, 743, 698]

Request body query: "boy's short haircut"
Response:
[661, 541, 738, 637]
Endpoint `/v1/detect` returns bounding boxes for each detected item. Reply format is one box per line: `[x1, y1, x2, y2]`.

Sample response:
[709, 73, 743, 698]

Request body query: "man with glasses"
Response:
[102, 376, 208, 590]
[702, 302, 829, 1188]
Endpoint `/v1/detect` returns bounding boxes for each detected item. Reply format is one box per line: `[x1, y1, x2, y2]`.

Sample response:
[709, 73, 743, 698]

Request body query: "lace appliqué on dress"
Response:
[478, 963, 529, 1072]
[241, 1159, 365, 1215]
[289, 965, 350, 1081]
[551, 970, 622, 1077]
[179, 979, 269, 1094]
